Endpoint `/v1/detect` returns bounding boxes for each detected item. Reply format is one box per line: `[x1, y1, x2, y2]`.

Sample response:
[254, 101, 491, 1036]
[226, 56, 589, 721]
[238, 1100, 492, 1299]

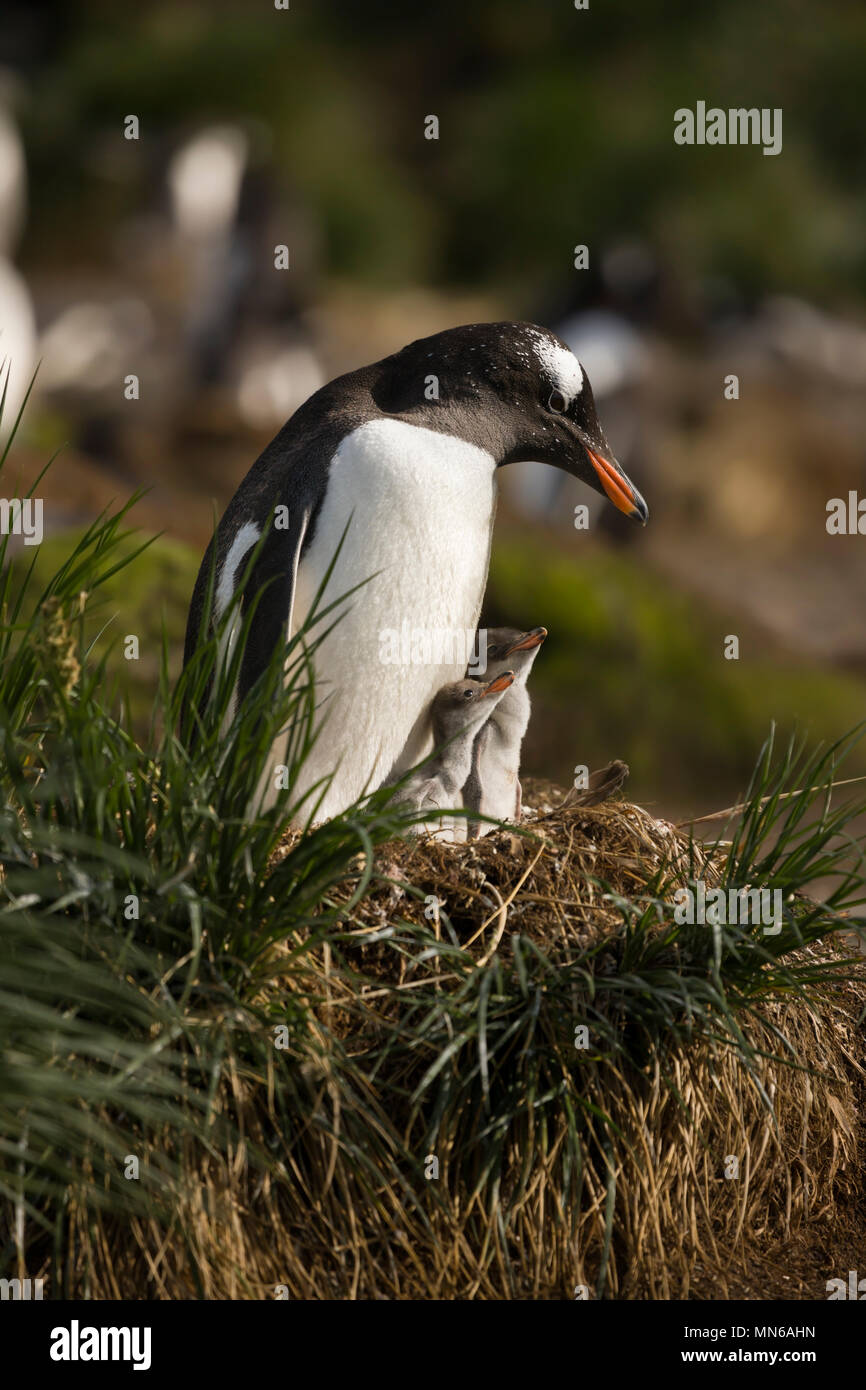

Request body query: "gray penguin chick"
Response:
[389, 671, 515, 826]
[463, 626, 547, 836]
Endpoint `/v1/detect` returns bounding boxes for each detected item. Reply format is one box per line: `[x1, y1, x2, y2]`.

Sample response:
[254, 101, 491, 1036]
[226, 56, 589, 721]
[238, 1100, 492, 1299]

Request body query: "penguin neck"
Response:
[365, 373, 526, 470]
[431, 720, 487, 793]
[488, 679, 532, 746]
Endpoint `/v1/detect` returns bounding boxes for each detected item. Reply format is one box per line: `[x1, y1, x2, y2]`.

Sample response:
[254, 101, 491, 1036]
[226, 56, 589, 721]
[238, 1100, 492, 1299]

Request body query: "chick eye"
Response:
[463, 689, 475, 699]
[547, 388, 569, 414]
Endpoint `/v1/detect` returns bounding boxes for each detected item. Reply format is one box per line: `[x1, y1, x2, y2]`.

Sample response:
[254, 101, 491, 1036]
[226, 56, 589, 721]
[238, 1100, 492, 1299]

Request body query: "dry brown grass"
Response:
[28, 782, 866, 1301]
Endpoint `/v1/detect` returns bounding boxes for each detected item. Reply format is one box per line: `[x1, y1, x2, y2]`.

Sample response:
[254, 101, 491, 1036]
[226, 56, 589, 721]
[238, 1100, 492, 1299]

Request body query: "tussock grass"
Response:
[1, 382, 864, 1299]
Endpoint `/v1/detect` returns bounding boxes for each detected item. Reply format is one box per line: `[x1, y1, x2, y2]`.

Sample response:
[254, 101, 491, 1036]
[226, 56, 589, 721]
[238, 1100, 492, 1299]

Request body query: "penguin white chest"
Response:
[292, 419, 498, 817]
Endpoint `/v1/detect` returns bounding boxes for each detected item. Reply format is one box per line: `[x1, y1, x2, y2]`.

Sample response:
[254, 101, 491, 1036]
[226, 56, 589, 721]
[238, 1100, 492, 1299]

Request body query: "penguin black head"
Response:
[372, 322, 648, 524]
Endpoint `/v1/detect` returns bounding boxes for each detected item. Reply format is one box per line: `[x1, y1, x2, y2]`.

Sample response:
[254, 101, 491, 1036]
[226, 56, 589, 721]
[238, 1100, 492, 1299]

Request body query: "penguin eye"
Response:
[547, 388, 569, 414]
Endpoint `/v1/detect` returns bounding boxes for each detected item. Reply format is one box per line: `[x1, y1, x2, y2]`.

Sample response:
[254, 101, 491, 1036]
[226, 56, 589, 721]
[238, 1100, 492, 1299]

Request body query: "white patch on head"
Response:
[526, 328, 585, 405]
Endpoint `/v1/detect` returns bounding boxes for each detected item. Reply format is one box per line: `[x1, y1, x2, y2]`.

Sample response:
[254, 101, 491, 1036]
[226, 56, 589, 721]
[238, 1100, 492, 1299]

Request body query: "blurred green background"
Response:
[4, 0, 866, 817]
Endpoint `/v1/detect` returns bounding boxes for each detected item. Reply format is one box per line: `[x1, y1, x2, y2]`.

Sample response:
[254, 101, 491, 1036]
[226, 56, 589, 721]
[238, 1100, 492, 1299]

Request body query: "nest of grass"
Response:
[232, 783, 864, 1298]
[40, 783, 866, 1301]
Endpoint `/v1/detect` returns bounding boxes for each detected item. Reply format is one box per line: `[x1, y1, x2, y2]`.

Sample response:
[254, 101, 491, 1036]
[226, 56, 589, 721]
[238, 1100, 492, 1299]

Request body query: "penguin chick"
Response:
[463, 626, 547, 837]
[388, 671, 515, 826]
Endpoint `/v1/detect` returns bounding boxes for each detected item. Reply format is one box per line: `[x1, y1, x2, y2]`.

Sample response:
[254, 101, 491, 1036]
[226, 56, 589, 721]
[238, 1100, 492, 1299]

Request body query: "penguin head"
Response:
[480, 626, 547, 680]
[431, 672, 515, 742]
[501, 324, 648, 523]
[372, 322, 648, 524]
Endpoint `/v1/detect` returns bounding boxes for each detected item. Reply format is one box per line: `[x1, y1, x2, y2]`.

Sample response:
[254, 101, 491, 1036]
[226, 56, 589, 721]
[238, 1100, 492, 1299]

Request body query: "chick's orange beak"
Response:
[484, 671, 514, 696]
[505, 626, 547, 655]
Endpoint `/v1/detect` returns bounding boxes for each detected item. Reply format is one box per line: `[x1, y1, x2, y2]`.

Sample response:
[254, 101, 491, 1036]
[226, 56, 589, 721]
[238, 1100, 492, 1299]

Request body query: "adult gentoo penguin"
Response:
[183, 322, 648, 820]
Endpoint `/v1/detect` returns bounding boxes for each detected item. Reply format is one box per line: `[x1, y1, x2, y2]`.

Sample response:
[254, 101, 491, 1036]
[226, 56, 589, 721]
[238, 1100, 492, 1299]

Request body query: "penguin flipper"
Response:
[182, 504, 309, 738]
[237, 508, 310, 705]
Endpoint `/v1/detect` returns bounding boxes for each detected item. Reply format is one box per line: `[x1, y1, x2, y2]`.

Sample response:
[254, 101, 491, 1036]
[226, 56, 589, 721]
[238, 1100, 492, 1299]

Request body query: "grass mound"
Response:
[31, 795, 866, 1300]
[258, 785, 866, 1300]
[14, 786, 862, 1302]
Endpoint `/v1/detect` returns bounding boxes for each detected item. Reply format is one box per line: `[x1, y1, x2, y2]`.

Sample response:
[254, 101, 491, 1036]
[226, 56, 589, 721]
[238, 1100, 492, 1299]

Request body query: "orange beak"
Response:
[586, 448, 648, 523]
[484, 670, 515, 696]
[504, 627, 548, 655]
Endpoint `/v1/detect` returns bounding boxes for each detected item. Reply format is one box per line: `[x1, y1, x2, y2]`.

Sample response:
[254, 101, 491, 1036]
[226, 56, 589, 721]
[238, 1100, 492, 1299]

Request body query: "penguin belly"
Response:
[479, 751, 520, 824]
[468, 723, 521, 836]
[283, 419, 497, 821]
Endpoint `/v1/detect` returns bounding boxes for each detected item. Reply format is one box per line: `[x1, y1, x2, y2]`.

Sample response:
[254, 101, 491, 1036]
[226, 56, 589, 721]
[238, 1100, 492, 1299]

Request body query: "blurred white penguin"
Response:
[38, 298, 155, 397]
[167, 123, 250, 382]
[0, 91, 36, 440]
[167, 123, 323, 424]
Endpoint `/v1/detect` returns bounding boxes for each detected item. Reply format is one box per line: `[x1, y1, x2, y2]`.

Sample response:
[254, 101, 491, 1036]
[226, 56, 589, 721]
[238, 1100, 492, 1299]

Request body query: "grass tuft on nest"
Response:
[1, 384, 865, 1299]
